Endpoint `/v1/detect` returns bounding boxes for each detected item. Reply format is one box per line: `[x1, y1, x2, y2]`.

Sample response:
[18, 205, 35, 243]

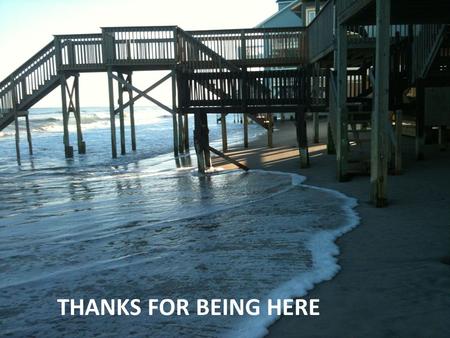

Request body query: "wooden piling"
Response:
[73, 75, 86, 154]
[371, 0, 391, 207]
[267, 114, 273, 148]
[25, 114, 33, 155]
[336, 23, 349, 181]
[14, 113, 21, 165]
[243, 113, 249, 148]
[297, 106, 309, 168]
[193, 112, 211, 173]
[60, 74, 73, 158]
[118, 73, 126, 155]
[128, 73, 137, 151]
[184, 113, 189, 151]
[107, 68, 117, 158]
[313, 112, 320, 143]
[171, 71, 179, 157]
[438, 126, 447, 151]
[327, 122, 336, 154]
[221, 113, 228, 152]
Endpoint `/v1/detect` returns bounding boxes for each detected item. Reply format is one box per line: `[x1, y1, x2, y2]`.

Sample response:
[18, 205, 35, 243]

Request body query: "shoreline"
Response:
[212, 120, 450, 337]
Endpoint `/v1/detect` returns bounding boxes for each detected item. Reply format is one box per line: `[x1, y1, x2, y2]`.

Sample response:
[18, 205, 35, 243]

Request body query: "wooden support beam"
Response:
[25, 114, 33, 155]
[296, 106, 309, 168]
[111, 73, 174, 115]
[327, 122, 336, 154]
[371, 0, 390, 208]
[117, 73, 126, 155]
[313, 112, 320, 143]
[336, 23, 349, 181]
[178, 112, 185, 153]
[73, 75, 86, 154]
[60, 74, 73, 158]
[209, 146, 249, 171]
[128, 73, 137, 151]
[221, 113, 228, 152]
[107, 68, 117, 159]
[184, 113, 189, 151]
[267, 114, 273, 148]
[171, 70, 179, 157]
[243, 113, 249, 148]
[193, 112, 211, 173]
[14, 113, 21, 166]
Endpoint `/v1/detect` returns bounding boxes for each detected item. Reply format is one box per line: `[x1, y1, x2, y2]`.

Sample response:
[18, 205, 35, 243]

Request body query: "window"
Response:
[306, 8, 316, 26]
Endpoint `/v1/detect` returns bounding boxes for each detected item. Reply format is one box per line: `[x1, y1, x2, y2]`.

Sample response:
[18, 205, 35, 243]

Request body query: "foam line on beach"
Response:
[226, 170, 359, 338]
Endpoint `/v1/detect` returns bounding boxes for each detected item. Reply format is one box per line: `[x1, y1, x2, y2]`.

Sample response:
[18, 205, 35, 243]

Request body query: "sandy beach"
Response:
[213, 119, 450, 337]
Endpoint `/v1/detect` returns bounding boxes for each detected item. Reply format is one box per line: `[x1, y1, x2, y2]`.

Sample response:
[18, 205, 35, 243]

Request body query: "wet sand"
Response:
[213, 119, 450, 337]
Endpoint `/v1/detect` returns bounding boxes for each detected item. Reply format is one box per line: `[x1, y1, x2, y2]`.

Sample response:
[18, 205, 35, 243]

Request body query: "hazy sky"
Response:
[0, 0, 278, 107]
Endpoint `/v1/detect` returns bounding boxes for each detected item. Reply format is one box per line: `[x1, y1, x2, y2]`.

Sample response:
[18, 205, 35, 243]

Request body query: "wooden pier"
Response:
[1, 0, 450, 206]
[0, 26, 314, 171]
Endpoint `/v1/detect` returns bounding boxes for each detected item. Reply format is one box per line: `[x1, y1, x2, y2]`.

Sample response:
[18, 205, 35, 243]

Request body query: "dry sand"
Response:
[213, 119, 450, 338]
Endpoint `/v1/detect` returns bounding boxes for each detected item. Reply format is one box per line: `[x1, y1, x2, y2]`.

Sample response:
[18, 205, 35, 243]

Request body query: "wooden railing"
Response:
[101, 26, 177, 65]
[55, 34, 104, 70]
[185, 69, 306, 108]
[190, 27, 308, 66]
[411, 24, 446, 82]
[0, 41, 57, 117]
[308, 0, 334, 62]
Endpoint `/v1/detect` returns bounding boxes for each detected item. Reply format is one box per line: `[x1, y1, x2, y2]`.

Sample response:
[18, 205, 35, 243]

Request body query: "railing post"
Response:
[54, 37, 62, 72]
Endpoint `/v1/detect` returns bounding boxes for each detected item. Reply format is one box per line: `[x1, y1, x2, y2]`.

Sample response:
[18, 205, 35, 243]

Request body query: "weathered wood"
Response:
[193, 112, 211, 173]
[243, 113, 249, 148]
[221, 113, 228, 152]
[107, 68, 117, 158]
[25, 114, 33, 155]
[117, 73, 126, 155]
[128, 73, 137, 151]
[183, 113, 189, 151]
[209, 146, 249, 171]
[336, 23, 349, 181]
[14, 113, 21, 165]
[296, 106, 309, 169]
[327, 122, 336, 154]
[171, 71, 179, 157]
[371, 0, 391, 208]
[73, 75, 86, 154]
[60, 74, 73, 158]
[267, 114, 273, 148]
[313, 112, 320, 143]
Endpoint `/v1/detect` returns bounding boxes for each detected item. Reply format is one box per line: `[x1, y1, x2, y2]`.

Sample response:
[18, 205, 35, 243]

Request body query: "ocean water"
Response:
[0, 107, 359, 337]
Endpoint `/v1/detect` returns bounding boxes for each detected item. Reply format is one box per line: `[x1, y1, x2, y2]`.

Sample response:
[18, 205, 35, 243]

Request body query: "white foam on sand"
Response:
[227, 170, 359, 338]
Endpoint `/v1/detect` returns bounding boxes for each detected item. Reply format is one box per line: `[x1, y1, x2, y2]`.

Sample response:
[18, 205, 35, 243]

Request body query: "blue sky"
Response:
[0, 0, 277, 107]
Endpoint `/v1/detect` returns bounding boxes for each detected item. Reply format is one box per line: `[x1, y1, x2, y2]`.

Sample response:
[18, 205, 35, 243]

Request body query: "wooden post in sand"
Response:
[60, 73, 73, 158]
[221, 113, 228, 152]
[25, 114, 33, 155]
[438, 126, 447, 151]
[127, 73, 137, 151]
[172, 70, 179, 157]
[194, 112, 211, 173]
[267, 114, 273, 148]
[184, 113, 189, 151]
[117, 73, 126, 155]
[336, 22, 349, 181]
[243, 113, 249, 148]
[72, 75, 86, 154]
[297, 106, 309, 168]
[107, 68, 117, 159]
[371, 0, 390, 207]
